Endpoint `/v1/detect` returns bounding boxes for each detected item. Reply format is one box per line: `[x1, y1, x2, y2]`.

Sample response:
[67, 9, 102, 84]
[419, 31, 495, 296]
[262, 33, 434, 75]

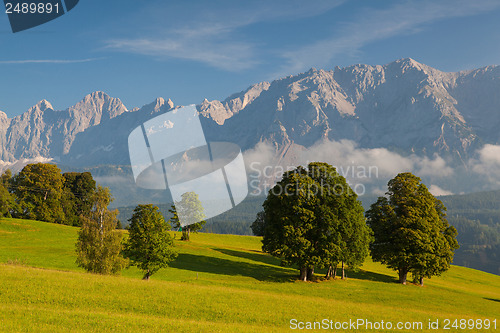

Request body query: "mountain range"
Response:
[1, 58, 500, 200]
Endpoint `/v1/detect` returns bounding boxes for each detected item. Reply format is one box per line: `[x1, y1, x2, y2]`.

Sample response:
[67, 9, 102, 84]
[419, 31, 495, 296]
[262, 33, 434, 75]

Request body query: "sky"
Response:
[0, 0, 499, 117]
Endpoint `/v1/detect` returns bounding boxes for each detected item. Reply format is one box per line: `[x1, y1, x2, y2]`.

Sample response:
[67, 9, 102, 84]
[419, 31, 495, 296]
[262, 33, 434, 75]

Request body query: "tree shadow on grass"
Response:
[176, 247, 398, 284]
[345, 269, 397, 284]
[209, 248, 398, 284]
[212, 248, 281, 266]
[484, 298, 500, 303]
[169, 252, 296, 282]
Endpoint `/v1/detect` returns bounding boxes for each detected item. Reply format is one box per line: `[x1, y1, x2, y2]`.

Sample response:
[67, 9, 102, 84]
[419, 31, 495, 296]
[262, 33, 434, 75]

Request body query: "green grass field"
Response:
[0, 218, 498, 332]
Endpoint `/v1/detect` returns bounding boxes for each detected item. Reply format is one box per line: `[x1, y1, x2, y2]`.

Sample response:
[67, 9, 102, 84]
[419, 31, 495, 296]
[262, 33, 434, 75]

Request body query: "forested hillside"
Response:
[440, 191, 500, 275]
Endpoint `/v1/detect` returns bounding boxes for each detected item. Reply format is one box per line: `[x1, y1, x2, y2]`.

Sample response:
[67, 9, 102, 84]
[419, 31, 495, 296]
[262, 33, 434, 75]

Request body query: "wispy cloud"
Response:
[0, 58, 103, 64]
[277, 0, 500, 76]
[105, 0, 345, 71]
[106, 37, 257, 71]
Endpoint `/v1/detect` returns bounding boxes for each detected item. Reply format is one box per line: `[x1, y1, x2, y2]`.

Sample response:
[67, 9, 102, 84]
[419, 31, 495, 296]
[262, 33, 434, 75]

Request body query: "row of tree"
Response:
[254, 162, 459, 285]
[76, 202, 177, 280]
[0, 163, 207, 280]
[0, 163, 97, 226]
[75, 191, 206, 279]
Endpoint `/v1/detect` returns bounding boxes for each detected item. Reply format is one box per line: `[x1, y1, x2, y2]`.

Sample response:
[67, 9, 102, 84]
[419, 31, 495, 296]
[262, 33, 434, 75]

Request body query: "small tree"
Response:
[124, 204, 177, 280]
[366, 172, 459, 285]
[75, 186, 127, 274]
[251, 211, 266, 236]
[169, 192, 206, 241]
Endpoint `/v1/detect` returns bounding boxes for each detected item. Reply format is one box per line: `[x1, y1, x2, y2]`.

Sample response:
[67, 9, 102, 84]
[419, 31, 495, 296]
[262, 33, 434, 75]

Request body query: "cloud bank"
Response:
[244, 138, 462, 196]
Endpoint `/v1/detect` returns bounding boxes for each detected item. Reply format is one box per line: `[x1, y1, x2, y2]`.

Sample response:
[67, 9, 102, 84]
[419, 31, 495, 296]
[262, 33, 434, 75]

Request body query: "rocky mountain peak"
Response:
[0, 59, 499, 174]
[30, 99, 53, 113]
[151, 97, 174, 110]
[70, 91, 128, 121]
[166, 98, 174, 109]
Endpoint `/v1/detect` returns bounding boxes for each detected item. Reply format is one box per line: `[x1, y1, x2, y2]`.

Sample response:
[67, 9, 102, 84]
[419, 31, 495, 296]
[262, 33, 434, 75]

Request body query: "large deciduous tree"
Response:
[262, 166, 319, 281]
[0, 169, 17, 218]
[12, 163, 65, 223]
[366, 172, 459, 285]
[262, 162, 370, 281]
[307, 162, 371, 280]
[75, 186, 127, 275]
[124, 204, 177, 280]
[63, 172, 97, 226]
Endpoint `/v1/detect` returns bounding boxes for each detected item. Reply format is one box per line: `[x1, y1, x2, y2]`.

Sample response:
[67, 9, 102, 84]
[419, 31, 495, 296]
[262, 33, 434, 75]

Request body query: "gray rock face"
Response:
[0, 92, 128, 162]
[200, 58, 498, 164]
[1, 58, 499, 168]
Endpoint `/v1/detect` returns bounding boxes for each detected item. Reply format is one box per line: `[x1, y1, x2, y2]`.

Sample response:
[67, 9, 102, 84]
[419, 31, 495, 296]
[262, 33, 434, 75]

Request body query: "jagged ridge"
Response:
[0, 58, 499, 168]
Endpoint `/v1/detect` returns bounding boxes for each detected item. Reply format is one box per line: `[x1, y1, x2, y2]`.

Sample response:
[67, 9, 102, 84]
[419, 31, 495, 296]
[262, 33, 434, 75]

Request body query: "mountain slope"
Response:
[1, 58, 499, 169]
[1, 218, 499, 332]
[201, 58, 492, 163]
[0, 91, 128, 162]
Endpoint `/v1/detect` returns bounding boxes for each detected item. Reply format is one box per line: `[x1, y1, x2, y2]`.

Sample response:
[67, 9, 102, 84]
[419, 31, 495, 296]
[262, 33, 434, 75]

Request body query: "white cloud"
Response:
[429, 184, 453, 196]
[243, 138, 455, 191]
[470, 144, 500, 186]
[413, 154, 454, 178]
[106, 37, 257, 71]
[0, 58, 102, 64]
[299, 139, 414, 179]
[371, 187, 387, 196]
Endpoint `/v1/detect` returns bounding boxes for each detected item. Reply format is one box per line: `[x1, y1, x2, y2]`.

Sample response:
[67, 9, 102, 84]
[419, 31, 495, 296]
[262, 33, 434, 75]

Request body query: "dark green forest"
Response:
[439, 191, 500, 275]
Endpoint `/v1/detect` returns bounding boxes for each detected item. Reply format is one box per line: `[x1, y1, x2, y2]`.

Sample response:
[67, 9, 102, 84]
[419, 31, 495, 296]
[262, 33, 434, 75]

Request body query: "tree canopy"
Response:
[12, 163, 65, 223]
[63, 172, 96, 226]
[262, 162, 371, 281]
[366, 172, 459, 285]
[124, 204, 178, 280]
[75, 186, 127, 275]
[0, 169, 17, 218]
[169, 192, 206, 241]
[251, 211, 266, 236]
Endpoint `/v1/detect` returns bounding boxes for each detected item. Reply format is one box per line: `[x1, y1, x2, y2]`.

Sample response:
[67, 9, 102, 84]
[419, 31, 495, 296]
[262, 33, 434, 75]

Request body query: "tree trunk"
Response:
[326, 265, 335, 279]
[419, 276, 424, 286]
[307, 266, 314, 281]
[181, 226, 190, 241]
[333, 264, 337, 279]
[299, 267, 307, 281]
[398, 269, 407, 285]
[143, 270, 150, 280]
[341, 261, 345, 279]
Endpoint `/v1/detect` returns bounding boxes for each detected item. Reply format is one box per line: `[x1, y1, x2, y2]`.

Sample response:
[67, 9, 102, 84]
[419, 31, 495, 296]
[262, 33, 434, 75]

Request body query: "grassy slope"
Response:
[0, 218, 498, 332]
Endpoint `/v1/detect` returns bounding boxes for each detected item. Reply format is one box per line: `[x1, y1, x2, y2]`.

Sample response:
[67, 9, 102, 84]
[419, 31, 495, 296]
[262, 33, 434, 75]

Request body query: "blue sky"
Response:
[0, 0, 499, 117]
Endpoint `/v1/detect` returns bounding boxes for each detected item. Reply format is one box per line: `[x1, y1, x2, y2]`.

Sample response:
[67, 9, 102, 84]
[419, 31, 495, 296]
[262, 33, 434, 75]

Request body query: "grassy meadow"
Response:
[0, 218, 498, 332]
